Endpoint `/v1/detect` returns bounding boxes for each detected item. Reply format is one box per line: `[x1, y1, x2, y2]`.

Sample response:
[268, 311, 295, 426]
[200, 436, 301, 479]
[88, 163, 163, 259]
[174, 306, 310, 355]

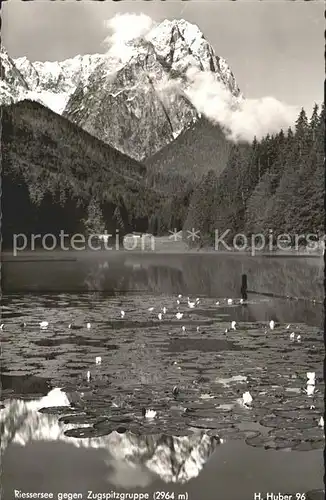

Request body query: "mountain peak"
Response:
[153, 18, 203, 37]
[147, 18, 240, 97]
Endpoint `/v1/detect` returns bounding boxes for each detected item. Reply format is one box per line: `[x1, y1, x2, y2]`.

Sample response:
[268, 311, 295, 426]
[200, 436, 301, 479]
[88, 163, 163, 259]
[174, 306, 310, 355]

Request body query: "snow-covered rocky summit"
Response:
[13, 53, 104, 114]
[2, 19, 242, 159]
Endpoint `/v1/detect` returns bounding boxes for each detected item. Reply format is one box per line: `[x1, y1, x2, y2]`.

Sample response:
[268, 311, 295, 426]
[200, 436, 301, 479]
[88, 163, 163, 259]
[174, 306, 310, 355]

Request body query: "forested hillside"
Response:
[1, 100, 323, 251]
[1, 100, 165, 248]
[184, 104, 324, 248]
[145, 118, 232, 193]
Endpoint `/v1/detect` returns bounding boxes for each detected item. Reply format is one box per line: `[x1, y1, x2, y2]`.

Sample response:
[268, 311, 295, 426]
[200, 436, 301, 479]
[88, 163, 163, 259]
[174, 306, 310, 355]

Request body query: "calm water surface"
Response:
[1, 253, 324, 500]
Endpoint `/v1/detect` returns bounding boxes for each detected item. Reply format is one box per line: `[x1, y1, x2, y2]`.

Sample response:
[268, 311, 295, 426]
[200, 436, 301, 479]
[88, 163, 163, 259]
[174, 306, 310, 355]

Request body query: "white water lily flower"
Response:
[145, 409, 157, 419]
[305, 384, 315, 397]
[242, 391, 253, 406]
[307, 372, 316, 384]
[39, 321, 48, 329]
[176, 312, 183, 319]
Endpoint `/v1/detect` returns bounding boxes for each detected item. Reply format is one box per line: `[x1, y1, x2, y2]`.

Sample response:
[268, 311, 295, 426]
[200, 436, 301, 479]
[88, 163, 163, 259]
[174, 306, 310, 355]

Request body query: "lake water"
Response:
[1, 252, 325, 500]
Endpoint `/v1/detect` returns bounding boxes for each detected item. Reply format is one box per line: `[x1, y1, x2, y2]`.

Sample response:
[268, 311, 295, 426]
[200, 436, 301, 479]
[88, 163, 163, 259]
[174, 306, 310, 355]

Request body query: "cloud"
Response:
[103, 13, 155, 61]
[184, 68, 298, 141]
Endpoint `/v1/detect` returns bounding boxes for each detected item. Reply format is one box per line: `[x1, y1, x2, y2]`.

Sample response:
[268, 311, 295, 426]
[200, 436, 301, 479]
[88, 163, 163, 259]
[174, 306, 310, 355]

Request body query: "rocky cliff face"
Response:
[63, 38, 199, 161]
[2, 19, 242, 160]
[0, 47, 30, 104]
[64, 19, 242, 160]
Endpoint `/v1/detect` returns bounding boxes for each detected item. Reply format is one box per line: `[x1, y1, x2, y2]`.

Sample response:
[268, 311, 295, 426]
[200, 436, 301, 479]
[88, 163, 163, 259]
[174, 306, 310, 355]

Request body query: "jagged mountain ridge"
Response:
[2, 19, 242, 160]
[14, 52, 105, 113]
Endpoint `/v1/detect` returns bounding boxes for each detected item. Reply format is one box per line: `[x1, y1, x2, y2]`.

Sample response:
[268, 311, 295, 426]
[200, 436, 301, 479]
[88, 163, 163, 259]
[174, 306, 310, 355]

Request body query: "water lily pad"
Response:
[245, 433, 276, 449]
[273, 408, 322, 419]
[291, 426, 325, 446]
[161, 426, 195, 437]
[250, 408, 271, 420]
[259, 415, 316, 429]
[272, 437, 301, 450]
[187, 419, 236, 430]
[230, 429, 262, 441]
[136, 425, 160, 436]
[38, 406, 76, 415]
[64, 426, 112, 438]
[207, 426, 240, 440]
[103, 414, 134, 423]
[187, 409, 231, 422]
[268, 428, 307, 449]
[115, 426, 127, 434]
[58, 413, 92, 424]
[127, 424, 142, 435]
[186, 401, 217, 411]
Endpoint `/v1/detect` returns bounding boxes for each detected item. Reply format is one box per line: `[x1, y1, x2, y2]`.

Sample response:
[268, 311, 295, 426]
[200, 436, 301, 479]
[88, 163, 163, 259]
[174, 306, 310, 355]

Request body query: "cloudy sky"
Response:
[2, 0, 323, 113]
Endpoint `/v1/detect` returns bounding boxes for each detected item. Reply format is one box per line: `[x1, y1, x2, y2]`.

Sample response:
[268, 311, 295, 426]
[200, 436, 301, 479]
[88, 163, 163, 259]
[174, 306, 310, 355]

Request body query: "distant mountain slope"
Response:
[182, 105, 325, 248]
[144, 117, 232, 193]
[1, 100, 164, 247]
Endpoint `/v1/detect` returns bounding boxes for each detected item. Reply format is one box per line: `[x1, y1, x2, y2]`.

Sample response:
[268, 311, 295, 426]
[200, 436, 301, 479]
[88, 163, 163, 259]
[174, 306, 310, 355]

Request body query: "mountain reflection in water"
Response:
[0, 389, 220, 486]
[1, 390, 324, 500]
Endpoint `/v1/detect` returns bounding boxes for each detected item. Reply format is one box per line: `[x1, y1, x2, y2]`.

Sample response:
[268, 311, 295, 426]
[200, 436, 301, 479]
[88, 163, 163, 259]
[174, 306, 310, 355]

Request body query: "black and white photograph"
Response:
[0, 1, 325, 499]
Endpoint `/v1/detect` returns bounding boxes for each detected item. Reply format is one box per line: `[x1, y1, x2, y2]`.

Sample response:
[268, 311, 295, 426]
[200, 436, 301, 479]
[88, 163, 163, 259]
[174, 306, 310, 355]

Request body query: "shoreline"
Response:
[1, 248, 323, 261]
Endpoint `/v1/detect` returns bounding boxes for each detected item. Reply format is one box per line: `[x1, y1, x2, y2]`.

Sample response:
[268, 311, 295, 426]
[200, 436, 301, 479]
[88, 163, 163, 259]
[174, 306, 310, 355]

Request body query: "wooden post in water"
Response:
[241, 274, 248, 300]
